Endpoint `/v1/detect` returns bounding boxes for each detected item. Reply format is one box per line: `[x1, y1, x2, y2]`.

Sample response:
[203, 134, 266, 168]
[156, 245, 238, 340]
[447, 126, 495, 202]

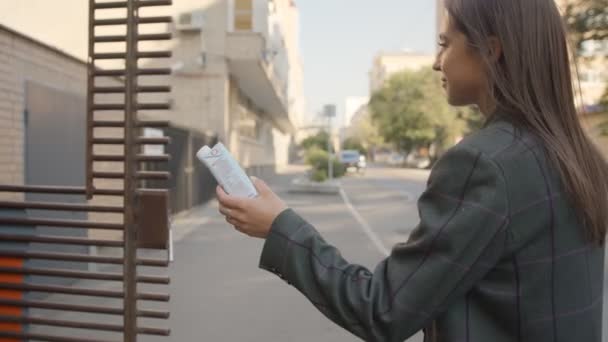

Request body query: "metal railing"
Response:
[0, 0, 174, 340]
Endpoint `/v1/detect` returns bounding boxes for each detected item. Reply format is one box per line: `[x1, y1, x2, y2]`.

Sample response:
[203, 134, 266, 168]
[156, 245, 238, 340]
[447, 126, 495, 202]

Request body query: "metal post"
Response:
[85, 0, 95, 200]
[327, 115, 333, 181]
[323, 104, 336, 182]
[124, 0, 138, 340]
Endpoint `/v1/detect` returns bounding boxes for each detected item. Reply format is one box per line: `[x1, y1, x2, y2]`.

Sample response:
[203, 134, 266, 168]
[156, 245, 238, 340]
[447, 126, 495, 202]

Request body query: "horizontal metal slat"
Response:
[137, 274, 171, 284]
[0, 185, 123, 196]
[137, 257, 169, 267]
[93, 52, 126, 60]
[138, 0, 173, 7]
[0, 185, 86, 195]
[138, 68, 171, 75]
[94, 16, 172, 26]
[0, 200, 123, 213]
[93, 188, 125, 196]
[92, 138, 124, 145]
[0, 282, 122, 299]
[138, 33, 172, 41]
[92, 69, 172, 78]
[0, 331, 114, 342]
[94, 33, 171, 43]
[0, 250, 124, 264]
[137, 102, 171, 110]
[0, 266, 170, 284]
[0, 233, 123, 247]
[137, 85, 171, 93]
[0, 216, 123, 230]
[137, 50, 172, 59]
[0, 315, 170, 336]
[137, 326, 171, 336]
[93, 0, 172, 9]
[93, 120, 125, 127]
[92, 103, 125, 111]
[93, 172, 171, 180]
[93, 18, 127, 26]
[0, 298, 124, 315]
[136, 172, 170, 180]
[93, 120, 170, 128]
[92, 86, 126, 93]
[137, 309, 170, 319]
[94, 103, 172, 111]
[92, 172, 125, 179]
[94, 69, 125, 76]
[93, 1, 128, 9]
[94, 35, 126, 43]
[0, 266, 124, 282]
[139, 16, 173, 24]
[0, 314, 123, 333]
[0, 282, 169, 302]
[92, 154, 171, 162]
[92, 154, 125, 162]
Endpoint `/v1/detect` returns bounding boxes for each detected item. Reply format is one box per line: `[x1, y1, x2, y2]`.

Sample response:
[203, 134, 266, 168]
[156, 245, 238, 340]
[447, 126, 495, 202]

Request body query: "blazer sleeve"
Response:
[259, 146, 510, 342]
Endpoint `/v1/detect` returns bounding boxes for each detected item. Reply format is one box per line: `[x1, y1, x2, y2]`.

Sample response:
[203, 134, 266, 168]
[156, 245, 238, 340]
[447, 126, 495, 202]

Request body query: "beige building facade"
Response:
[0, 0, 304, 175]
[369, 52, 435, 93]
[0, 25, 88, 201]
[160, 0, 299, 173]
[0, 24, 124, 242]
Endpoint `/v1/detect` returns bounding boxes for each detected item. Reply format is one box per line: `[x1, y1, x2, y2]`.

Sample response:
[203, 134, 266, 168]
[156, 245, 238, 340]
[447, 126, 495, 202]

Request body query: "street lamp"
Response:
[323, 104, 336, 181]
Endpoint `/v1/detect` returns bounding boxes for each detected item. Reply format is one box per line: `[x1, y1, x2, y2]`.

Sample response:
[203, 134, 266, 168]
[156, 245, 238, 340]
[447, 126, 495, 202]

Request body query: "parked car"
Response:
[405, 153, 431, 169]
[339, 150, 366, 173]
[387, 152, 405, 166]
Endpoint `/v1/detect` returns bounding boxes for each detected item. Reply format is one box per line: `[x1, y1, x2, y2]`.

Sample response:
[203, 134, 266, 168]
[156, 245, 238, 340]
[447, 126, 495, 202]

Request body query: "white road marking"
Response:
[339, 187, 390, 257]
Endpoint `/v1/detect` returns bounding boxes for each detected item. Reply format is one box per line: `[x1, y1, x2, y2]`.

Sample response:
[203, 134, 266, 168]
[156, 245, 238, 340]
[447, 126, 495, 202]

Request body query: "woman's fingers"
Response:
[219, 205, 233, 217]
[216, 185, 246, 210]
[220, 205, 247, 223]
[226, 215, 244, 227]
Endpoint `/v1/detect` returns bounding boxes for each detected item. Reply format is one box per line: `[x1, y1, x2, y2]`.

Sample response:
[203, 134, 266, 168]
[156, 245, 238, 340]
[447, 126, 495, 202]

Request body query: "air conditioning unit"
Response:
[177, 11, 204, 32]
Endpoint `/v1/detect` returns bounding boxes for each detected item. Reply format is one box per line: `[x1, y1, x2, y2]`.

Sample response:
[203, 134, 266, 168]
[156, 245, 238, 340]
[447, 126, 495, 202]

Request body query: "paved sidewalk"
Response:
[27, 164, 427, 342]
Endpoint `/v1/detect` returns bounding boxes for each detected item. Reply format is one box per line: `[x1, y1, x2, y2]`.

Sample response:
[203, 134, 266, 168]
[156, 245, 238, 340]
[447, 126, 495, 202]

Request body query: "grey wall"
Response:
[24, 81, 88, 284]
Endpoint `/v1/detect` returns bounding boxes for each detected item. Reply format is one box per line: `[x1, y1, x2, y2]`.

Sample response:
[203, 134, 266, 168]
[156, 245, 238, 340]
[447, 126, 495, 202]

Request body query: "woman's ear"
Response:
[487, 36, 503, 62]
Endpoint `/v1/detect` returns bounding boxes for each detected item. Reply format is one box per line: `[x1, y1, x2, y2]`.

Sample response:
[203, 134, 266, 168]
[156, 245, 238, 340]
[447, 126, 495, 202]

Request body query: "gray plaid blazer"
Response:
[259, 112, 605, 342]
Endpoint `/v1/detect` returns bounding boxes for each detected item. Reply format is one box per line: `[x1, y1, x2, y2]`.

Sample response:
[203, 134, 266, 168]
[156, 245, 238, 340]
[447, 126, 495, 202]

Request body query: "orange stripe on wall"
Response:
[0, 257, 23, 342]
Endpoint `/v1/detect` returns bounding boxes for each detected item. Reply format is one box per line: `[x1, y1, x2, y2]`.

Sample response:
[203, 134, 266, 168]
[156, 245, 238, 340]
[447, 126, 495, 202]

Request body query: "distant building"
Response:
[369, 51, 435, 93]
[344, 96, 369, 129]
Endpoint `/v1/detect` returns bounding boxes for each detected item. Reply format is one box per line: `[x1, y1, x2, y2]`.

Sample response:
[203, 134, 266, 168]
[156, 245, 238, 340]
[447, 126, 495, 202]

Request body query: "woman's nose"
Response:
[432, 56, 441, 72]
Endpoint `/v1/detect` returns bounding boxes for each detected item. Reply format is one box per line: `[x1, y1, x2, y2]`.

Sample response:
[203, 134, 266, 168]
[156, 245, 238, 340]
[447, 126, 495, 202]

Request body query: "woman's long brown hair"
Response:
[445, 0, 608, 244]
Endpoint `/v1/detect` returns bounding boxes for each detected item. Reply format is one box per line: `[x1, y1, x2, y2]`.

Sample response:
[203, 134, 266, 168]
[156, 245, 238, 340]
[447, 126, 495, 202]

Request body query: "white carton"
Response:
[196, 142, 258, 199]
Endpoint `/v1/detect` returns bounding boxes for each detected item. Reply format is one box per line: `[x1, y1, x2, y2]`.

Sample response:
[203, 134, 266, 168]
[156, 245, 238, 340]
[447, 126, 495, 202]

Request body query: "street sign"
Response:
[323, 104, 336, 118]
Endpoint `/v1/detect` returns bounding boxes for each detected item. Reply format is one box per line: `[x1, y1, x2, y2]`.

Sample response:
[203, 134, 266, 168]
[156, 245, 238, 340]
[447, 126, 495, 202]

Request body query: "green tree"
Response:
[300, 131, 331, 152]
[600, 121, 608, 136]
[562, 0, 607, 51]
[601, 88, 608, 107]
[304, 147, 345, 182]
[563, 0, 608, 107]
[342, 137, 367, 155]
[369, 67, 463, 155]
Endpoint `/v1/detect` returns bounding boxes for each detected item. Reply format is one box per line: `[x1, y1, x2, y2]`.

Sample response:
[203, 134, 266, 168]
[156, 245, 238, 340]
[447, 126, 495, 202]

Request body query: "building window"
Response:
[237, 95, 262, 141]
[234, 0, 253, 31]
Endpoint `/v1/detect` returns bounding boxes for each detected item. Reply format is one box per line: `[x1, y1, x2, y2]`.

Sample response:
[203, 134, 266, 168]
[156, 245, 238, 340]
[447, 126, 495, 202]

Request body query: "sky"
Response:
[296, 1, 437, 125]
[0, 0, 438, 127]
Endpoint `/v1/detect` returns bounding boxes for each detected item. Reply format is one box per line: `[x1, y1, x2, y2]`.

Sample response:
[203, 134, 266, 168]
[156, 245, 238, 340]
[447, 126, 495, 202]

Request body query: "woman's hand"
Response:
[216, 177, 288, 239]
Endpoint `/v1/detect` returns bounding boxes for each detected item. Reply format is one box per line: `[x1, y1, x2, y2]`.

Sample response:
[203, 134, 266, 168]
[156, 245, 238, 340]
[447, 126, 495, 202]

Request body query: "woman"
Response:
[216, 0, 608, 340]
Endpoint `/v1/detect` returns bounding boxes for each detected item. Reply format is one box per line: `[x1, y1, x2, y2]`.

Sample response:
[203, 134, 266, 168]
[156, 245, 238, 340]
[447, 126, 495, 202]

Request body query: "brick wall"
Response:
[0, 26, 87, 201]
